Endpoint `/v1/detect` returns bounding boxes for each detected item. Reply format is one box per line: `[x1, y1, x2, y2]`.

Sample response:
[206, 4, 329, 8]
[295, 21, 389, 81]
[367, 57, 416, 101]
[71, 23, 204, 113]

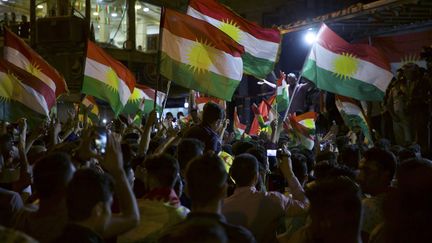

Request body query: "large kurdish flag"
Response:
[160, 8, 244, 101]
[187, 0, 281, 79]
[302, 24, 393, 101]
[83, 40, 135, 116]
[0, 60, 50, 127]
[3, 28, 68, 98]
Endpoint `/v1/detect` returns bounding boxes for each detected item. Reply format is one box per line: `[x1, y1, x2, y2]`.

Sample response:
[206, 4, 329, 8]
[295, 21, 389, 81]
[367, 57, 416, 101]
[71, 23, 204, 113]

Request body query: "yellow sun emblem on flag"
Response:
[332, 52, 359, 80]
[400, 53, 420, 66]
[187, 39, 217, 74]
[105, 68, 120, 91]
[0, 72, 19, 101]
[218, 19, 242, 42]
[25, 62, 42, 78]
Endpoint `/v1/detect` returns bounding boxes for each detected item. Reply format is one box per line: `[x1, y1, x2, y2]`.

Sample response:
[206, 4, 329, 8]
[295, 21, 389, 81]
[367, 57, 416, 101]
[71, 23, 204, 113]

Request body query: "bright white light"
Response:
[135, 5, 142, 10]
[2, 0, 9, 2]
[111, 13, 118, 17]
[92, 11, 99, 16]
[102, 119, 107, 124]
[143, 7, 150, 12]
[37, 5, 44, 9]
[97, 25, 101, 29]
[184, 102, 189, 108]
[304, 31, 317, 45]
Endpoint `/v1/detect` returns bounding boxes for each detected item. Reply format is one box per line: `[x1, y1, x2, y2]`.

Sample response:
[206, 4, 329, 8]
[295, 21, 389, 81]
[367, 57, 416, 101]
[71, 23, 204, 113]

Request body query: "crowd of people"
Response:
[1, 96, 432, 243]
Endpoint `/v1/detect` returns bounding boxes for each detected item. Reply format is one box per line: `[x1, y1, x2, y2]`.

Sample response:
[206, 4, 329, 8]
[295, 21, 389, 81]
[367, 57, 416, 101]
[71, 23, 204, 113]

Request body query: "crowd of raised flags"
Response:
[0, 0, 401, 149]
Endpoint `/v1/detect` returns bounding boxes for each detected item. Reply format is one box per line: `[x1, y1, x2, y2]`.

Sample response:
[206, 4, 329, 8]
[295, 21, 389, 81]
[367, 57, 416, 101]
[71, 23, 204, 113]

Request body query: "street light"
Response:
[304, 29, 317, 45]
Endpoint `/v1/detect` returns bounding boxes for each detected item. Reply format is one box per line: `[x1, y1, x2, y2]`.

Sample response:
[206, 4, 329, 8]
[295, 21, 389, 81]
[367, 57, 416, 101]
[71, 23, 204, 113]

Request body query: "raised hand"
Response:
[102, 132, 124, 175]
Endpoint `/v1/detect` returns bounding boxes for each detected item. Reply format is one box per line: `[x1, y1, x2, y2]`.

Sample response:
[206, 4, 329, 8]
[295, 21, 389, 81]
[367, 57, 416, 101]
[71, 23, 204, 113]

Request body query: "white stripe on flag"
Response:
[84, 58, 132, 106]
[4, 47, 57, 92]
[187, 7, 279, 61]
[308, 43, 393, 93]
[161, 29, 243, 81]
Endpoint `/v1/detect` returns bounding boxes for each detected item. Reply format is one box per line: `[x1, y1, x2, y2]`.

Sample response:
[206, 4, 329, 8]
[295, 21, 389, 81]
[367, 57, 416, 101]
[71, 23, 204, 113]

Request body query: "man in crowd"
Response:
[184, 102, 226, 154]
[161, 152, 256, 242]
[222, 152, 308, 243]
[118, 154, 189, 243]
[54, 133, 139, 242]
[357, 147, 396, 241]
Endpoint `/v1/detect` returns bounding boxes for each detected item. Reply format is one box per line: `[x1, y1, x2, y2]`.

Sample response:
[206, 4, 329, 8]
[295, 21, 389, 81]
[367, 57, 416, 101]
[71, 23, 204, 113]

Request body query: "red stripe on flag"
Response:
[316, 24, 391, 71]
[189, 0, 280, 43]
[289, 114, 313, 139]
[86, 40, 135, 92]
[0, 59, 55, 108]
[163, 8, 244, 57]
[4, 28, 68, 97]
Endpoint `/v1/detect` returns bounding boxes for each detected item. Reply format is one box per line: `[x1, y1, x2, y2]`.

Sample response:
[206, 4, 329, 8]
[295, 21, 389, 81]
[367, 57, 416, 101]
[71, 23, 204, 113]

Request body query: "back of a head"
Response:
[177, 139, 204, 171]
[384, 158, 432, 242]
[364, 147, 397, 181]
[230, 154, 259, 187]
[144, 154, 180, 188]
[202, 102, 224, 126]
[339, 144, 361, 169]
[66, 169, 114, 222]
[374, 138, 391, 151]
[232, 141, 254, 156]
[33, 152, 74, 199]
[246, 147, 267, 173]
[316, 151, 337, 164]
[291, 152, 308, 183]
[306, 177, 362, 235]
[185, 152, 227, 207]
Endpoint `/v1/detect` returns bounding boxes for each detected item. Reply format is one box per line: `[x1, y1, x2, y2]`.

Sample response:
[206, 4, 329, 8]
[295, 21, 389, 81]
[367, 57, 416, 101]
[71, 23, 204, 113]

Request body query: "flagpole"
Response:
[161, 80, 172, 114]
[154, 6, 165, 112]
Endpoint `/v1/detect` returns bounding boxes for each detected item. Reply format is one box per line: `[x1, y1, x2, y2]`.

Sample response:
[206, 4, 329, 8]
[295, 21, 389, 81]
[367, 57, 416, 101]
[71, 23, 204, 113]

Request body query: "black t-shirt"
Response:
[53, 224, 103, 243]
[160, 212, 256, 243]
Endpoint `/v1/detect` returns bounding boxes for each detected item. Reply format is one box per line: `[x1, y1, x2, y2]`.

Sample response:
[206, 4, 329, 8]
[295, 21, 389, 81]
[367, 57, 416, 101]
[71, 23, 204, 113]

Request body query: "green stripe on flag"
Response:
[160, 52, 240, 101]
[82, 76, 124, 115]
[302, 59, 385, 101]
[242, 52, 277, 79]
[0, 100, 45, 128]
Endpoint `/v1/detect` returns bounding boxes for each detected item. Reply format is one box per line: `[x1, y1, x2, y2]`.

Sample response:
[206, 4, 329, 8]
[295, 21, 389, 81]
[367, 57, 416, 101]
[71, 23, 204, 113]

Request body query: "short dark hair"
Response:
[291, 152, 308, 180]
[33, 152, 74, 199]
[177, 139, 205, 171]
[159, 220, 227, 243]
[306, 177, 362, 232]
[66, 169, 114, 222]
[202, 102, 224, 125]
[144, 154, 179, 188]
[230, 154, 259, 187]
[339, 145, 361, 169]
[363, 147, 397, 180]
[246, 147, 267, 172]
[232, 141, 254, 156]
[185, 152, 227, 206]
[316, 151, 337, 164]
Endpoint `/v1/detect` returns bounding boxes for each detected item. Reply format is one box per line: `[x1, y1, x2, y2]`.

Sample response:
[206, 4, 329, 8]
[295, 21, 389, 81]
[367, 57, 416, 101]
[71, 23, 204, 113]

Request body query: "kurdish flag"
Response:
[233, 107, 247, 139]
[3, 28, 68, 98]
[83, 40, 135, 116]
[123, 84, 166, 115]
[160, 8, 244, 101]
[276, 74, 289, 112]
[0, 60, 52, 127]
[302, 24, 393, 101]
[81, 96, 100, 124]
[289, 112, 317, 150]
[187, 0, 281, 79]
[195, 95, 225, 112]
[335, 95, 373, 145]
